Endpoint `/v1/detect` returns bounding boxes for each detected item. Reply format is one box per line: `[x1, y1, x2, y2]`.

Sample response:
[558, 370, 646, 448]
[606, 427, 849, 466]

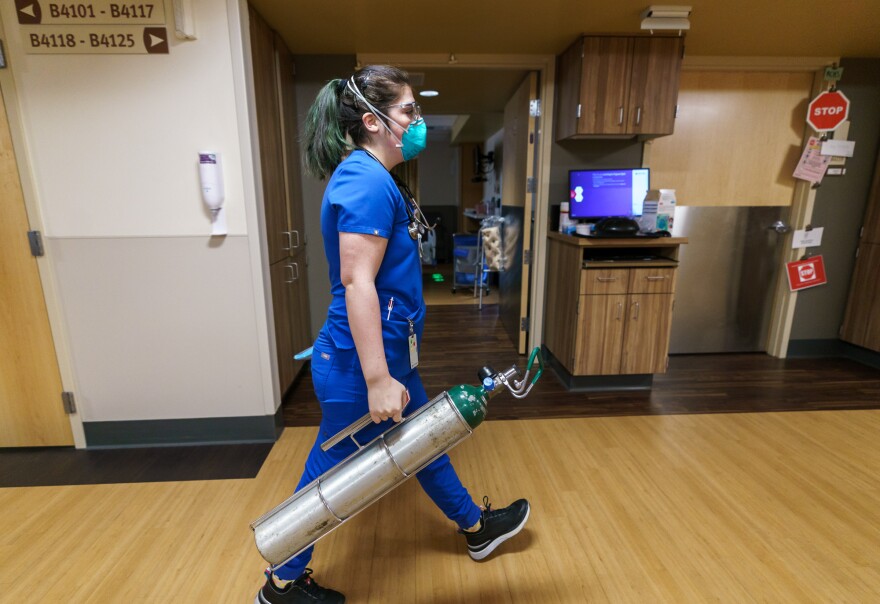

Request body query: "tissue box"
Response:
[641, 189, 676, 232]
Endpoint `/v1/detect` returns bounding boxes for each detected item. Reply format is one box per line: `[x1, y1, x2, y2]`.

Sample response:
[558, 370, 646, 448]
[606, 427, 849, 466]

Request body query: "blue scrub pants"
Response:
[273, 336, 482, 580]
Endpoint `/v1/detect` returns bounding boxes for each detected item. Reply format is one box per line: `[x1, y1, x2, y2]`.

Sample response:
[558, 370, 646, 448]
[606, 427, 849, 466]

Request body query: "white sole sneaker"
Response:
[467, 503, 530, 561]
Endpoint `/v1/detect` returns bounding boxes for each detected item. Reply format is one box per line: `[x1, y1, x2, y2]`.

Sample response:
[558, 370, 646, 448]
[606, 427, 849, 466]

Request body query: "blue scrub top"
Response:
[318, 150, 425, 377]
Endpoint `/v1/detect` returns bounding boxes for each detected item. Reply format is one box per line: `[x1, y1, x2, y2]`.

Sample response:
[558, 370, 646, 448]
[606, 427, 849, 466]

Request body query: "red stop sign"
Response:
[806, 90, 850, 132]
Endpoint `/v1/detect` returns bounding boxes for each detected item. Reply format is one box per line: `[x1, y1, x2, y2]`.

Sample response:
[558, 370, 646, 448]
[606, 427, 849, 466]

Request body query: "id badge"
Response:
[408, 332, 418, 369]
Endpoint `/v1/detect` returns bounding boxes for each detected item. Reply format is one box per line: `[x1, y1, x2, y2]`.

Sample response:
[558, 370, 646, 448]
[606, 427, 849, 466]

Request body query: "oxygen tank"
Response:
[250, 348, 544, 569]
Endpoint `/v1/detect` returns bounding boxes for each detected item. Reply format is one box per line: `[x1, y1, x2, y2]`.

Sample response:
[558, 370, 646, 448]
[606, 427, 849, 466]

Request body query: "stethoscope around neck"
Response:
[357, 147, 435, 245]
[394, 174, 434, 242]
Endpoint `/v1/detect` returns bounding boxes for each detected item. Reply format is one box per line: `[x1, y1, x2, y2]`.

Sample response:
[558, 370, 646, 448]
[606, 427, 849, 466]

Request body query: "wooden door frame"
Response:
[0, 14, 86, 447]
[358, 53, 556, 354]
[643, 55, 837, 359]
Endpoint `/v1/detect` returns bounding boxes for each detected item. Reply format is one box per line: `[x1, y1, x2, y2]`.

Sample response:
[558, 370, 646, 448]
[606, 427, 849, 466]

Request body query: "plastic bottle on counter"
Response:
[559, 202, 570, 233]
[559, 202, 577, 234]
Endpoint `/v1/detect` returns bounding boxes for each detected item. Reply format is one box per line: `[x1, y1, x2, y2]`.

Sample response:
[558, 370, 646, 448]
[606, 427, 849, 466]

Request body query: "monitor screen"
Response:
[569, 169, 650, 219]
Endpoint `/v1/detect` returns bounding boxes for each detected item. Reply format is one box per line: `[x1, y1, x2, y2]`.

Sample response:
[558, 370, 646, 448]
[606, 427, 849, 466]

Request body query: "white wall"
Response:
[0, 0, 272, 423]
[420, 128, 459, 207]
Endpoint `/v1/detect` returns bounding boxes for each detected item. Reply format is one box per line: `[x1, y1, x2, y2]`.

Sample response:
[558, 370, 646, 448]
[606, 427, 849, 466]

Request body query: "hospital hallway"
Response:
[282, 304, 880, 426]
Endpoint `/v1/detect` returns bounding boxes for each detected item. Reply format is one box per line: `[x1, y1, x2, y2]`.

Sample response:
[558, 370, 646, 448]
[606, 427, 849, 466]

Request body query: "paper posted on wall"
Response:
[793, 136, 832, 184]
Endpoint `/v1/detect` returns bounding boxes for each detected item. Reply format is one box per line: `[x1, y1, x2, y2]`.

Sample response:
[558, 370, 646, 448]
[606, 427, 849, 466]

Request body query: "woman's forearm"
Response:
[345, 279, 389, 385]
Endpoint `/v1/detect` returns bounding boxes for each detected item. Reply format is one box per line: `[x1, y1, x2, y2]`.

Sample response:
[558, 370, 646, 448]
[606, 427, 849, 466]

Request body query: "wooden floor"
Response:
[422, 262, 498, 306]
[284, 305, 880, 426]
[2, 411, 880, 602]
[4, 304, 879, 601]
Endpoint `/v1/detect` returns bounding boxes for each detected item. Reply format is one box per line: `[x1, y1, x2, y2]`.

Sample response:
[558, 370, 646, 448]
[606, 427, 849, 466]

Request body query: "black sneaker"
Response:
[254, 568, 345, 604]
[460, 496, 530, 560]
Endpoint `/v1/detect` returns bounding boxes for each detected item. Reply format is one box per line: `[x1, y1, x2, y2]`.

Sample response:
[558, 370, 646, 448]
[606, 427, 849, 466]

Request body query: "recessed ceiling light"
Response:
[419, 90, 440, 97]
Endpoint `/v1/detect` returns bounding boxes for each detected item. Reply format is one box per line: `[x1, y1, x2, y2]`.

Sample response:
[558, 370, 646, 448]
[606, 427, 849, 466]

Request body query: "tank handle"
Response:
[320, 413, 374, 452]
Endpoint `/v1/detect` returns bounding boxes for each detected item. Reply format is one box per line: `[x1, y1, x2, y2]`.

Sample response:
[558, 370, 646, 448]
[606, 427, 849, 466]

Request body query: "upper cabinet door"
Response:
[275, 34, 307, 243]
[250, 7, 289, 265]
[628, 37, 683, 137]
[555, 35, 683, 140]
[578, 37, 632, 135]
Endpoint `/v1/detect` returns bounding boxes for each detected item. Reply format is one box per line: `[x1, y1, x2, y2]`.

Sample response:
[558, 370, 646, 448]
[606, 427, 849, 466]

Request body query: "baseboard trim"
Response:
[787, 339, 880, 370]
[84, 408, 284, 448]
[543, 346, 654, 392]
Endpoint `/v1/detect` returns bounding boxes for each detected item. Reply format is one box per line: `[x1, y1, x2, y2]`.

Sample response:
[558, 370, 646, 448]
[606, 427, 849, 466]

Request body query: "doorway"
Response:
[408, 70, 524, 313]
[368, 55, 553, 354]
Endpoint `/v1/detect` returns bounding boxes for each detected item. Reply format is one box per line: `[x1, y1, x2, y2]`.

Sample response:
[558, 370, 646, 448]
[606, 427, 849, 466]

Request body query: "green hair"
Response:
[302, 79, 351, 180]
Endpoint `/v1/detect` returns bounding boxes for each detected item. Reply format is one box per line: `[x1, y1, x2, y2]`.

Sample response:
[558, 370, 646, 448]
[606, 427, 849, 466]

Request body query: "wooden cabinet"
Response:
[545, 233, 686, 380]
[621, 291, 674, 374]
[860, 151, 880, 245]
[574, 293, 626, 375]
[574, 267, 676, 375]
[840, 243, 880, 351]
[555, 35, 683, 140]
[840, 149, 880, 351]
[270, 249, 311, 390]
[250, 6, 312, 395]
[250, 8, 287, 266]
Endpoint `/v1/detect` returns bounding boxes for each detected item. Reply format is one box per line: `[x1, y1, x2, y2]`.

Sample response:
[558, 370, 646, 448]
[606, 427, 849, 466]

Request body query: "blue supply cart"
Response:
[451, 233, 488, 294]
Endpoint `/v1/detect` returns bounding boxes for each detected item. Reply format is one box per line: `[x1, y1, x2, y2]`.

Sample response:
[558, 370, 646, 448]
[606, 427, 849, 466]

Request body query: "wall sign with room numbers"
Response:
[16, 0, 169, 55]
[16, 0, 166, 25]
[21, 25, 169, 54]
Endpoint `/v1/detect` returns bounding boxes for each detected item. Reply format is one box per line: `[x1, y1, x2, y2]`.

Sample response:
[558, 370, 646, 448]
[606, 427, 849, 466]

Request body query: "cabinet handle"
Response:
[282, 231, 292, 251]
[635, 107, 642, 126]
[596, 276, 617, 282]
[285, 262, 299, 284]
[289, 230, 301, 249]
[616, 301, 622, 320]
[632, 301, 640, 320]
[645, 276, 667, 281]
[618, 106, 624, 125]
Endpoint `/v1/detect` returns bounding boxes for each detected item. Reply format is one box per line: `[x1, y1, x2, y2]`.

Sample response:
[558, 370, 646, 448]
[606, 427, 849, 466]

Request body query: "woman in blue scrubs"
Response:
[255, 65, 530, 604]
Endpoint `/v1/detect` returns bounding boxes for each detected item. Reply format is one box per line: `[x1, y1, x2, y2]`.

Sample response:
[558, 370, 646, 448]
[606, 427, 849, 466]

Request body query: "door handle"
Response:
[285, 262, 299, 283]
[618, 106, 624, 125]
[597, 276, 617, 282]
[645, 276, 667, 281]
[616, 301, 622, 320]
[635, 107, 642, 126]
[283, 231, 292, 251]
[289, 230, 301, 248]
[632, 301, 640, 320]
[767, 220, 792, 234]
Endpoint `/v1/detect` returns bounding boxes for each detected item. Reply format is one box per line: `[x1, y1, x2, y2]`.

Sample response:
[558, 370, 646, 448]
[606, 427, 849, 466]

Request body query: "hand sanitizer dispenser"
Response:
[199, 151, 226, 235]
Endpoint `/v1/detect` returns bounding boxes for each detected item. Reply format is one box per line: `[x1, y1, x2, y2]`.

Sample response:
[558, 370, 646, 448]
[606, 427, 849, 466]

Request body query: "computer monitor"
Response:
[569, 168, 650, 219]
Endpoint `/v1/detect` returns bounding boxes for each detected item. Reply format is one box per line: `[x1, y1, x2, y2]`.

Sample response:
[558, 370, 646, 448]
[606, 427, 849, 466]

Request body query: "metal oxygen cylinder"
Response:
[250, 348, 544, 569]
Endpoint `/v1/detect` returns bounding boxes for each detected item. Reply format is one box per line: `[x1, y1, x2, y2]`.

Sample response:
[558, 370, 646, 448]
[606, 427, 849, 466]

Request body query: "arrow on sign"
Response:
[15, 0, 42, 24]
[143, 27, 169, 54]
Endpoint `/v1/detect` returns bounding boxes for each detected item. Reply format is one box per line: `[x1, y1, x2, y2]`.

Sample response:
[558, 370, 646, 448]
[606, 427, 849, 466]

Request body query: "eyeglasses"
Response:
[383, 101, 422, 121]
